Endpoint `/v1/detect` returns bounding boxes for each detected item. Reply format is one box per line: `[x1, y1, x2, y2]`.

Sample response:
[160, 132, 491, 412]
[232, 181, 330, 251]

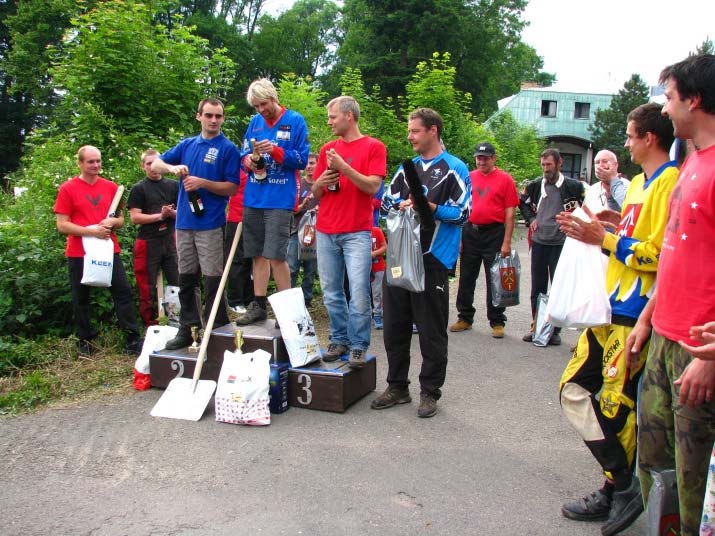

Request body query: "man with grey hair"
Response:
[236, 78, 310, 325]
[584, 150, 629, 213]
[311, 95, 387, 368]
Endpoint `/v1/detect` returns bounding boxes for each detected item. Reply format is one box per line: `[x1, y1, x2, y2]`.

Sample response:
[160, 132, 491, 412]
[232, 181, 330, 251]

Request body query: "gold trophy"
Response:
[234, 329, 244, 353]
[188, 326, 201, 352]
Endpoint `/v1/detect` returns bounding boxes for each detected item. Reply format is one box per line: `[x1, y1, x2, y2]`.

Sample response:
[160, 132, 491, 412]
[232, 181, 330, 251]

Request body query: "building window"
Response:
[561, 153, 582, 180]
[574, 102, 591, 119]
[541, 100, 557, 117]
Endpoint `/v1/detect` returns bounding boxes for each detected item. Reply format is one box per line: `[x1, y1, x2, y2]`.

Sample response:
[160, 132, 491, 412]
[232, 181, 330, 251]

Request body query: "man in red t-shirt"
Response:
[626, 54, 715, 536]
[450, 142, 519, 338]
[54, 145, 142, 357]
[311, 95, 387, 369]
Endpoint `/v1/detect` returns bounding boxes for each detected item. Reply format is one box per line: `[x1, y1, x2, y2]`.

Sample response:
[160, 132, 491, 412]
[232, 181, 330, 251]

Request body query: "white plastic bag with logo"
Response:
[162, 285, 181, 326]
[215, 349, 271, 426]
[133, 325, 178, 391]
[268, 288, 320, 367]
[546, 208, 611, 328]
[81, 233, 114, 287]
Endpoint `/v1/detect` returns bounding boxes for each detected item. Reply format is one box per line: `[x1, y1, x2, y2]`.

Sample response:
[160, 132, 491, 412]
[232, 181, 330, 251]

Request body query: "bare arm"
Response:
[56, 213, 122, 240]
[501, 207, 515, 257]
[327, 148, 382, 195]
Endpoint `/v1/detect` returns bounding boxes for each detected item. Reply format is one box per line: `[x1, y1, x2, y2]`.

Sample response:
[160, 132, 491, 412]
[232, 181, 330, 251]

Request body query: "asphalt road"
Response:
[0, 236, 646, 535]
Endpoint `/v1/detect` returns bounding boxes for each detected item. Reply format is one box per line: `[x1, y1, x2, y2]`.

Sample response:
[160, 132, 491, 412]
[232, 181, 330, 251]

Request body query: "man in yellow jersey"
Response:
[556, 103, 678, 536]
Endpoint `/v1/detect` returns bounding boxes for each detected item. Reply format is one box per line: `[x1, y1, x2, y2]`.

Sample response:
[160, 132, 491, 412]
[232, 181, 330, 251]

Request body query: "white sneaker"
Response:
[229, 305, 247, 315]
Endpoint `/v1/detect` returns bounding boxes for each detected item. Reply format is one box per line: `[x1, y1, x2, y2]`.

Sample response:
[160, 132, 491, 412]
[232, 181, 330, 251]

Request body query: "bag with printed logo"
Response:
[215, 349, 271, 426]
[81, 233, 114, 287]
[490, 250, 521, 307]
[298, 209, 317, 260]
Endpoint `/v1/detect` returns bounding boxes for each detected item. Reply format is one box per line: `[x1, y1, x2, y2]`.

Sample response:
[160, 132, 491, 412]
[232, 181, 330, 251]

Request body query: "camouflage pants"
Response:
[638, 331, 715, 536]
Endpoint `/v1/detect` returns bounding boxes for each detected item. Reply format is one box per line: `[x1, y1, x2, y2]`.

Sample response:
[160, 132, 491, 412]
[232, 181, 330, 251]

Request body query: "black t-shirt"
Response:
[127, 177, 179, 239]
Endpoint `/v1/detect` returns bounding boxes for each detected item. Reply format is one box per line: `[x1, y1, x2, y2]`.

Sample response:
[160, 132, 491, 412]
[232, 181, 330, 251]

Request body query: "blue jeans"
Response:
[317, 230, 372, 351]
[287, 233, 317, 303]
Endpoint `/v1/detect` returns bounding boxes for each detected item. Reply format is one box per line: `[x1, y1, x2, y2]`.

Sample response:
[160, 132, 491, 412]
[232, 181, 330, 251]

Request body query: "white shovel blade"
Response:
[150, 378, 217, 421]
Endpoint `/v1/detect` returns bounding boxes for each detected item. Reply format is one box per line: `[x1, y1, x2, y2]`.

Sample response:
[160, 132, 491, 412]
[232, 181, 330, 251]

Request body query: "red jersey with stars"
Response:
[653, 144, 715, 346]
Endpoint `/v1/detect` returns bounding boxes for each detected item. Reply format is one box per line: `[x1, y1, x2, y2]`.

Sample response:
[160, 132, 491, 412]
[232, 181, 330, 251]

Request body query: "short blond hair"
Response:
[140, 148, 159, 164]
[327, 95, 360, 122]
[77, 145, 100, 162]
[246, 78, 279, 106]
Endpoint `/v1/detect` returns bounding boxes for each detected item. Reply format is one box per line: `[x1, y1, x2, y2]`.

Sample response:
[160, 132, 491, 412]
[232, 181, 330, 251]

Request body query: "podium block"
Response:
[288, 355, 376, 413]
[149, 321, 289, 388]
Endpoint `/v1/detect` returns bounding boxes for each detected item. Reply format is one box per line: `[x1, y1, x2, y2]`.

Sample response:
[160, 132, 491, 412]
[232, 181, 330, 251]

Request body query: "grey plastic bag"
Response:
[490, 250, 520, 307]
[386, 207, 424, 293]
[533, 293, 554, 347]
[297, 209, 317, 260]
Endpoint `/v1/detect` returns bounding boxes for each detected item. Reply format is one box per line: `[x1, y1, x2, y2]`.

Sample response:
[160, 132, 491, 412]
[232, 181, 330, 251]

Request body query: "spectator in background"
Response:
[288, 152, 319, 308]
[370, 224, 387, 330]
[127, 148, 179, 327]
[225, 169, 253, 315]
[583, 150, 629, 213]
[519, 148, 585, 346]
[54, 145, 142, 357]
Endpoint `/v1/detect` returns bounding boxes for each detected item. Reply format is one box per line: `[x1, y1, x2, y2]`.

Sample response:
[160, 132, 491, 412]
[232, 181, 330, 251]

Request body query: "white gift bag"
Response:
[268, 288, 321, 367]
[81, 232, 114, 287]
[215, 349, 271, 426]
[162, 285, 181, 325]
[546, 208, 611, 328]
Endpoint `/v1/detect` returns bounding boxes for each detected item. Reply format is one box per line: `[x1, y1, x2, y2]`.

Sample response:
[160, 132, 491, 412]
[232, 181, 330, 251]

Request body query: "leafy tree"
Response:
[485, 110, 544, 185]
[337, 0, 554, 115]
[694, 37, 714, 55]
[589, 74, 649, 179]
[252, 0, 340, 80]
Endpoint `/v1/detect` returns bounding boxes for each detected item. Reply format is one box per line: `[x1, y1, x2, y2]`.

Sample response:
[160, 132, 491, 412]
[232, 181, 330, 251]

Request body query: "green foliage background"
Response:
[0, 0, 546, 378]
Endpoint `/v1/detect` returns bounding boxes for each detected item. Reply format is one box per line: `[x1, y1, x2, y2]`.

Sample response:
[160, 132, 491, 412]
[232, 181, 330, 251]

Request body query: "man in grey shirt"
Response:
[519, 148, 585, 345]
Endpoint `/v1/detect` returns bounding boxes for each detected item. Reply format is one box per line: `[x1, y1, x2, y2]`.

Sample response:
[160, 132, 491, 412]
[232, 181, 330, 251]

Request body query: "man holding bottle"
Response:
[236, 78, 310, 325]
[151, 97, 240, 350]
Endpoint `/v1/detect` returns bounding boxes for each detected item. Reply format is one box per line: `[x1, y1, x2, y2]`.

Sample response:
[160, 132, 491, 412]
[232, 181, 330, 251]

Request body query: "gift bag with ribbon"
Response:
[490, 250, 521, 307]
[81, 233, 114, 287]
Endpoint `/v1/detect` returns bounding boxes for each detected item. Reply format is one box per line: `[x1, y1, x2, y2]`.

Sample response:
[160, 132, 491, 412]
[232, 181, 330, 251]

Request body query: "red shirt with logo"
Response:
[54, 176, 121, 257]
[468, 167, 519, 225]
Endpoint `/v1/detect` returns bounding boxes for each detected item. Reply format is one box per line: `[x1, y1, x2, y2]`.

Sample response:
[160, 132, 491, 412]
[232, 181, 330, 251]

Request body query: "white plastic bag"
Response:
[546, 208, 611, 328]
[133, 325, 178, 391]
[81, 233, 114, 287]
[215, 349, 271, 426]
[386, 207, 424, 293]
[490, 250, 521, 307]
[268, 288, 321, 367]
[162, 285, 181, 326]
[533, 293, 554, 347]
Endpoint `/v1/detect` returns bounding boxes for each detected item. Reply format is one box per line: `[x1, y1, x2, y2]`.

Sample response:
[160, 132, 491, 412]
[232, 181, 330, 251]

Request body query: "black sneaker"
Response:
[235, 301, 267, 325]
[125, 337, 144, 356]
[522, 331, 534, 342]
[371, 386, 412, 409]
[348, 348, 366, 369]
[165, 328, 194, 351]
[417, 393, 438, 418]
[322, 343, 348, 362]
[601, 477, 644, 536]
[549, 333, 562, 346]
[561, 490, 612, 521]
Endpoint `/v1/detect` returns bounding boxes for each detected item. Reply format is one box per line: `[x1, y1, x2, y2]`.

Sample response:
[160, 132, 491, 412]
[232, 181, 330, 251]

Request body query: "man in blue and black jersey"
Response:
[372, 107, 471, 418]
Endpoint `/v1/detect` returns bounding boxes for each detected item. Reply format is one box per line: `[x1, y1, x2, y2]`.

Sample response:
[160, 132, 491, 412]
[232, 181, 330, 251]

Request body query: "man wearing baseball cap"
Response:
[450, 142, 519, 338]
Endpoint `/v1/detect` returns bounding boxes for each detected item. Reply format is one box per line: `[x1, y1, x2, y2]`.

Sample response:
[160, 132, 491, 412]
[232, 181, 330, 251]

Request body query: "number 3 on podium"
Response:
[297, 373, 312, 405]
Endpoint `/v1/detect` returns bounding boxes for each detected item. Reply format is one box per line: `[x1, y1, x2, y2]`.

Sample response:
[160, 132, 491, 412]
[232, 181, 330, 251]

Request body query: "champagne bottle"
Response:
[182, 173, 204, 217]
[327, 167, 340, 192]
[250, 138, 267, 181]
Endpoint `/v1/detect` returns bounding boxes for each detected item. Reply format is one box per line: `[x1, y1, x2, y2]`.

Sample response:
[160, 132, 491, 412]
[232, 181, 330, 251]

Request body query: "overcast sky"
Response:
[265, 0, 714, 95]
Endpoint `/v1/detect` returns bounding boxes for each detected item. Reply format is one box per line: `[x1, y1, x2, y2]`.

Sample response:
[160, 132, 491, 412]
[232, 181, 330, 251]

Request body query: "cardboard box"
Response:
[288, 355, 376, 413]
[269, 362, 289, 414]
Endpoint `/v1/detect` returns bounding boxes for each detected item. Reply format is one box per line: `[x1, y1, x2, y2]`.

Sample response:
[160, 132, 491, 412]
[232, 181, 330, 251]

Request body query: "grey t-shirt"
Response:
[533, 182, 565, 245]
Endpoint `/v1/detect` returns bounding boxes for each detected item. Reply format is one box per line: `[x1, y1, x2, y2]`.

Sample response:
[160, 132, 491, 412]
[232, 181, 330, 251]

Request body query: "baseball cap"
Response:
[473, 142, 496, 157]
